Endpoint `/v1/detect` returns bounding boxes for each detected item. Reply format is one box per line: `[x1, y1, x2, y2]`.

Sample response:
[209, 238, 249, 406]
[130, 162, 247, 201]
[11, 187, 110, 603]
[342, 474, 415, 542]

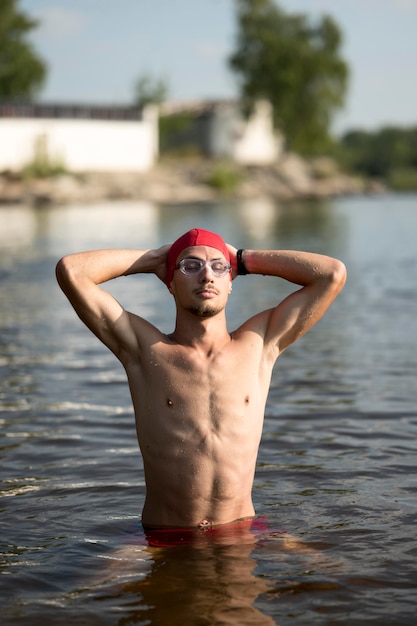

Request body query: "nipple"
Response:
[167, 398, 174, 407]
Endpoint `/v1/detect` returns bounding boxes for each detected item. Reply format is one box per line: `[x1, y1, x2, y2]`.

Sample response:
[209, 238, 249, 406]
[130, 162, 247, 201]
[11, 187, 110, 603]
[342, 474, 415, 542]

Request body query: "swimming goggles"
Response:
[175, 258, 231, 277]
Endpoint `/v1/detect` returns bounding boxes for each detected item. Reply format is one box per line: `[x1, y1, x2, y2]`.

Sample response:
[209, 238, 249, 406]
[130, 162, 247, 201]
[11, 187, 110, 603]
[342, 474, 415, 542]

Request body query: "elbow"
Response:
[331, 259, 347, 294]
[55, 255, 77, 290]
[55, 255, 68, 285]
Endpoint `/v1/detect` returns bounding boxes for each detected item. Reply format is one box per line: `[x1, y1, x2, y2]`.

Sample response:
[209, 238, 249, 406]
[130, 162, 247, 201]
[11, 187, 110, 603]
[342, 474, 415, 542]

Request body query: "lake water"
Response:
[1, 194, 417, 625]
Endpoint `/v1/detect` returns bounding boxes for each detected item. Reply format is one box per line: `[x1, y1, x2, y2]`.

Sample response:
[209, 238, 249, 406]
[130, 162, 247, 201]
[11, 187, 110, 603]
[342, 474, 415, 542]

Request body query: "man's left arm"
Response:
[234, 248, 346, 355]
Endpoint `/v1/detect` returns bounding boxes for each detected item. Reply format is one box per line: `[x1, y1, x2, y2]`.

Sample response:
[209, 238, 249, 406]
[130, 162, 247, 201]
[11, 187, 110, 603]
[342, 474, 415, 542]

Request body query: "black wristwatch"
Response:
[237, 249, 249, 275]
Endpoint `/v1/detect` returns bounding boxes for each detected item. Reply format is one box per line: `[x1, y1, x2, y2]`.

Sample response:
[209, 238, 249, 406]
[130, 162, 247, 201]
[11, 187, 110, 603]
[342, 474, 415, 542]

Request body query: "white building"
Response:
[0, 103, 158, 173]
[0, 99, 282, 174]
[161, 99, 284, 165]
[207, 100, 283, 165]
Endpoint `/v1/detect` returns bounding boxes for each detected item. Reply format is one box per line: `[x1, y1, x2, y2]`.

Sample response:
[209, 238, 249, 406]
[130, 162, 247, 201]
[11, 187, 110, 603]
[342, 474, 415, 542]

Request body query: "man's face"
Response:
[170, 245, 232, 318]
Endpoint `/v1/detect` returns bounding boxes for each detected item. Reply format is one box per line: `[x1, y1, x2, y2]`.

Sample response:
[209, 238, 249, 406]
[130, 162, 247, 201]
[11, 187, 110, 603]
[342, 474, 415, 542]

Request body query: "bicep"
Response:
[238, 256, 346, 357]
[264, 279, 343, 354]
[57, 268, 137, 359]
[242, 272, 343, 358]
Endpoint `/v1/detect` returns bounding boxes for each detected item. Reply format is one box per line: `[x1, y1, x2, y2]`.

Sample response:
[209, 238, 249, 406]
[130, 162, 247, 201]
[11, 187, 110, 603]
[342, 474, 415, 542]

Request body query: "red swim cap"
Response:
[166, 228, 230, 287]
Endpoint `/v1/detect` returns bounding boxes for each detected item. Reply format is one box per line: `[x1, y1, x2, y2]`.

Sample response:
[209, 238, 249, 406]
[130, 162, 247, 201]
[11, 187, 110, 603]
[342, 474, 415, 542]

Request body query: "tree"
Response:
[133, 74, 168, 108]
[229, 0, 349, 155]
[340, 126, 417, 183]
[0, 0, 46, 100]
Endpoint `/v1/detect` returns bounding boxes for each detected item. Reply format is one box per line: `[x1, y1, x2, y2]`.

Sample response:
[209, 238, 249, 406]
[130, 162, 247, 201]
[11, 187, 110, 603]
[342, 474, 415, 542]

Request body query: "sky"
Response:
[20, 0, 417, 135]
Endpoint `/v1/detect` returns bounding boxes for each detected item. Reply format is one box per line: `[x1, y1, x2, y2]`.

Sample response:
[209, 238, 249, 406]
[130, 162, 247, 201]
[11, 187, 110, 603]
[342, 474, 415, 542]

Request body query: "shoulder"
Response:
[231, 309, 276, 353]
[116, 311, 167, 365]
[126, 311, 169, 347]
[233, 307, 277, 341]
[232, 307, 281, 362]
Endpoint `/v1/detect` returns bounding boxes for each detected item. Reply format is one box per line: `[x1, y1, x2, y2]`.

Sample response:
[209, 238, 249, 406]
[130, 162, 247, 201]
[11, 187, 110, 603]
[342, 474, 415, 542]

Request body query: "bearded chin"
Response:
[188, 303, 223, 318]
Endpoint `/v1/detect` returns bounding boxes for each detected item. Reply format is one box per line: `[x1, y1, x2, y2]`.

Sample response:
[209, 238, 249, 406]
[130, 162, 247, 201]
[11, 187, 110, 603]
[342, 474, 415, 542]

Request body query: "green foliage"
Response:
[160, 112, 192, 137]
[205, 161, 243, 194]
[133, 74, 168, 107]
[339, 126, 417, 188]
[229, 0, 349, 155]
[159, 112, 194, 152]
[22, 134, 67, 179]
[0, 0, 46, 99]
[388, 168, 417, 191]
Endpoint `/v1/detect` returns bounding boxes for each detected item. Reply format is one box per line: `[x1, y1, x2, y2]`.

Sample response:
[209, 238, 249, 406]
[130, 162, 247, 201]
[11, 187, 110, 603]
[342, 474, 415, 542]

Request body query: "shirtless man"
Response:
[56, 228, 346, 532]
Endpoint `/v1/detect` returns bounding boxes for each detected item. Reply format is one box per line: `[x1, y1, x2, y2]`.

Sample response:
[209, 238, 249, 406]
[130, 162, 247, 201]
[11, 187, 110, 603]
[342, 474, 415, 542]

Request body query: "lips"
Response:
[196, 288, 218, 297]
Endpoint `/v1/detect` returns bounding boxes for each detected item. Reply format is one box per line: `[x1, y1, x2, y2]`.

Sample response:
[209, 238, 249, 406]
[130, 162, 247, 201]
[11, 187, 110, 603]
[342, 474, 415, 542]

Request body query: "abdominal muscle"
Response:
[128, 358, 266, 528]
[140, 426, 259, 529]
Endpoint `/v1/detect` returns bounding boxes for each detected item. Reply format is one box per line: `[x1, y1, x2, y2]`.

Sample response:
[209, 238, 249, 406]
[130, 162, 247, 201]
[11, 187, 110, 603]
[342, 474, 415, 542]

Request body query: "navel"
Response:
[245, 395, 250, 404]
[198, 519, 212, 530]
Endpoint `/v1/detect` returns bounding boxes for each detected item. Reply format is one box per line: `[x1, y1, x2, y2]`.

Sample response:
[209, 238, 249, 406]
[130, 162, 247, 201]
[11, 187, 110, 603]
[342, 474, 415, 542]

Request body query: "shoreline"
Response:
[0, 156, 384, 206]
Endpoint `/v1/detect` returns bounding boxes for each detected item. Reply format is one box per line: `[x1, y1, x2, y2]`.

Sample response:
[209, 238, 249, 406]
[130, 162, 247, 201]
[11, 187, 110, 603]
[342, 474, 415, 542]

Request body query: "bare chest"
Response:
[127, 339, 268, 432]
[155, 341, 262, 392]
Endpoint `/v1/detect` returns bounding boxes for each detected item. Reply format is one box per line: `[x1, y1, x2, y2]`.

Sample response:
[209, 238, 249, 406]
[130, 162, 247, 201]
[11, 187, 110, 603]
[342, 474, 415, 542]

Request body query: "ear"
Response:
[228, 281, 233, 294]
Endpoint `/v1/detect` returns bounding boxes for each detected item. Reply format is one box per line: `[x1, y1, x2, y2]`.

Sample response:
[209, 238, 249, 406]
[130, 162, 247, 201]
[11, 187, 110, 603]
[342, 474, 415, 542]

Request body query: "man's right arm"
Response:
[55, 247, 169, 360]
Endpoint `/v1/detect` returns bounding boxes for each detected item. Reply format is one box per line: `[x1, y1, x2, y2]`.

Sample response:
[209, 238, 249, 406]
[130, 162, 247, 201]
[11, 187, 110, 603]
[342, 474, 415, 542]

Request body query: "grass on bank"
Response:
[205, 160, 244, 194]
[22, 135, 67, 179]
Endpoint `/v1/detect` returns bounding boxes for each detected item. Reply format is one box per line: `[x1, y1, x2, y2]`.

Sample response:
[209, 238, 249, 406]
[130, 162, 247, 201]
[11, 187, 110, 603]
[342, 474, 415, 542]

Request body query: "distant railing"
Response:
[0, 102, 144, 121]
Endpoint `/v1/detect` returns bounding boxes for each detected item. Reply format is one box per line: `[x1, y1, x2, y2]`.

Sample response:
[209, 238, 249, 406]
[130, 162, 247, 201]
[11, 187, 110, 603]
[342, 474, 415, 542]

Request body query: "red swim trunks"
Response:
[143, 517, 271, 548]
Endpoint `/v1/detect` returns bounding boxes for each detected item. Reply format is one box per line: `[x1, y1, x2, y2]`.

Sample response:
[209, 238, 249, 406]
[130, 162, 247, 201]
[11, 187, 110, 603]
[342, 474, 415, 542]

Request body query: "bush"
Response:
[388, 167, 417, 191]
[206, 161, 243, 193]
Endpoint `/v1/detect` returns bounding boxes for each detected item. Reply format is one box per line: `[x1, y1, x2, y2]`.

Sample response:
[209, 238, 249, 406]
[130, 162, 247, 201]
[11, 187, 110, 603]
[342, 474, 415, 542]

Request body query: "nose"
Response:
[199, 262, 214, 281]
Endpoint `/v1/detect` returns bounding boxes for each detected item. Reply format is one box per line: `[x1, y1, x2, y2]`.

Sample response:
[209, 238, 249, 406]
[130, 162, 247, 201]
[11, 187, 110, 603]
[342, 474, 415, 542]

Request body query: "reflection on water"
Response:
[92, 541, 277, 626]
[1, 195, 417, 624]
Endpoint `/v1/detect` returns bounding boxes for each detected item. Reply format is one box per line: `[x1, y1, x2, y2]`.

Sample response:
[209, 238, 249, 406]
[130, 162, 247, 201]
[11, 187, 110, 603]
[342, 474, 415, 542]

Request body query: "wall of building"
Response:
[208, 100, 283, 165]
[0, 105, 158, 173]
[159, 99, 283, 165]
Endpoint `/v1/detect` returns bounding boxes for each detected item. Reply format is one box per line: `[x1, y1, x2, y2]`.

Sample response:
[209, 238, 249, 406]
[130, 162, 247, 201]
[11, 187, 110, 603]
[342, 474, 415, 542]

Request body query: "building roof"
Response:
[0, 102, 144, 121]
